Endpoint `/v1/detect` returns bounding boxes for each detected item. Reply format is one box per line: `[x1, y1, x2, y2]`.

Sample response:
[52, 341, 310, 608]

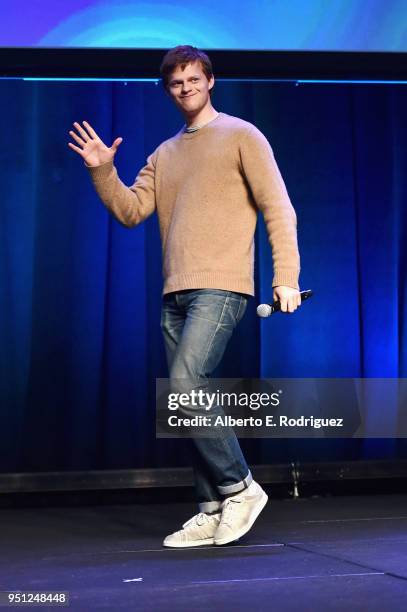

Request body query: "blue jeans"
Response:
[160, 288, 253, 513]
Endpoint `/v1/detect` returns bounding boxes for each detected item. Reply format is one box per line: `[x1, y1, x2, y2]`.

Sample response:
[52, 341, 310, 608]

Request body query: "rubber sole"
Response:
[162, 537, 215, 548]
[214, 491, 268, 546]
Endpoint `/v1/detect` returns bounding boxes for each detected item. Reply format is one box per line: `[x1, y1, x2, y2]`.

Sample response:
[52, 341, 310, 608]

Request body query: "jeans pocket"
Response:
[235, 296, 248, 324]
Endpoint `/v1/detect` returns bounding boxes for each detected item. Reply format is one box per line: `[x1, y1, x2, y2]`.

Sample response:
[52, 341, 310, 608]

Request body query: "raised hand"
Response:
[68, 120, 123, 167]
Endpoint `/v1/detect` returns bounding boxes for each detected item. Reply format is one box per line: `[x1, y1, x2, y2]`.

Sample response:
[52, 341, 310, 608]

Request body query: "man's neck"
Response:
[184, 106, 219, 129]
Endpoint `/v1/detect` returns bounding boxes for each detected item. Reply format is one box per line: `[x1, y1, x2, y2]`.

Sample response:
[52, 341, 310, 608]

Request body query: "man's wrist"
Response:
[272, 270, 300, 291]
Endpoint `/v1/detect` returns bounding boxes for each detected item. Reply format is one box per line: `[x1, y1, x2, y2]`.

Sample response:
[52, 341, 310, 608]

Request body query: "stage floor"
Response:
[1, 492, 406, 610]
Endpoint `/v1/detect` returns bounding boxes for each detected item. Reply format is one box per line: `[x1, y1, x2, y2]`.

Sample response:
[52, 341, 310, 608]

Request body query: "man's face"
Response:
[166, 60, 214, 115]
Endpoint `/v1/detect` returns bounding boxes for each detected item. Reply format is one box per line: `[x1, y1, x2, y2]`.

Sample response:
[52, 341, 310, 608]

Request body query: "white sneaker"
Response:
[214, 480, 268, 546]
[163, 511, 221, 548]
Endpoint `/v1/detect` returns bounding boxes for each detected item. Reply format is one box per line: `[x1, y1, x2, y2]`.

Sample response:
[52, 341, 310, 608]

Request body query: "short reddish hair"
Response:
[160, 45, 214, 96]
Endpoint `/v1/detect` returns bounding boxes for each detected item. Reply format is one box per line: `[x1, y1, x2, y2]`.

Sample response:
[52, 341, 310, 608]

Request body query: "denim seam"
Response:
[217, 436, 250, 485]
[200, 294, 231, 375]
[235, 296, 244, 325]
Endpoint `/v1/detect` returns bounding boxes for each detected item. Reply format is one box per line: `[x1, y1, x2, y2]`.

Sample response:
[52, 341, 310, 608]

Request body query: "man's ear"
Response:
[208, 76, 215, 91]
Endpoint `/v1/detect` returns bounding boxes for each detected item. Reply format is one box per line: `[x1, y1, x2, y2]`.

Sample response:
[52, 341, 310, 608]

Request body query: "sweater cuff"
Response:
[84, 159, 115, 181]
[272, 269, 300, 290]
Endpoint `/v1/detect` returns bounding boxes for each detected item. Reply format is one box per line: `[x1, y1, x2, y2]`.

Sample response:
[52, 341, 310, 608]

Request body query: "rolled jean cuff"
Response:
[199, 500, 222, 513]
[217, 470, 253, 496]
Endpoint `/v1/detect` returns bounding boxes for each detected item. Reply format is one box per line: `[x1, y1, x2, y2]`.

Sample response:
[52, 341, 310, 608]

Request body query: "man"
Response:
[68, 45, 301, 547]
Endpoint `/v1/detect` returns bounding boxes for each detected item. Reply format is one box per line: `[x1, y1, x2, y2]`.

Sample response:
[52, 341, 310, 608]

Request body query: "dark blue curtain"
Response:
[1, 79, 406, 472]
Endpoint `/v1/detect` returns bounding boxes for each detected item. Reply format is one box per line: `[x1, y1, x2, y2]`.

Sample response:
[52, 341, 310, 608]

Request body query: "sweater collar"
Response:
[178, 112, 225, 139]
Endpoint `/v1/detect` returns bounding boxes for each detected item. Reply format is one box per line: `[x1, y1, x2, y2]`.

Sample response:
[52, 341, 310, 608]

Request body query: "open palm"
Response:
[68, 120, 123, 167]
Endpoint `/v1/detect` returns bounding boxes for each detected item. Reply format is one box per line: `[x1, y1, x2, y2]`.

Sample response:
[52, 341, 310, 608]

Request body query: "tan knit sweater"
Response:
[85, 112, 300, 296]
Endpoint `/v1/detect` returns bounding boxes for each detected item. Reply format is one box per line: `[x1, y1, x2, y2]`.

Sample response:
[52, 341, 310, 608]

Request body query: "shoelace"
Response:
[220, 498, 243, 526]
[182, 512, 208, 529]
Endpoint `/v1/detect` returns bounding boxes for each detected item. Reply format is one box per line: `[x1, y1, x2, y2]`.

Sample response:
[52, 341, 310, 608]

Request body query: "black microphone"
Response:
[256, 289, 313, 318]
